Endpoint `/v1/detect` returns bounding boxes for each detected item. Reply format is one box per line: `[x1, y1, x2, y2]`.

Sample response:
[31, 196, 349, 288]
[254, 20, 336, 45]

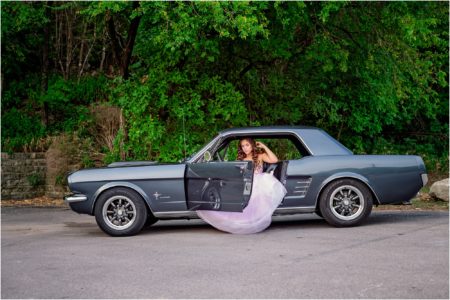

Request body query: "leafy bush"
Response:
[27, 173, 44, 187]
[1, 108, 46, 153]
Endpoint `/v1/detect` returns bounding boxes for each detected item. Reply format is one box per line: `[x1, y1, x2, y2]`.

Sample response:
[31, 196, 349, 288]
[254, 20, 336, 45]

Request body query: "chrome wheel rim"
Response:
[103, 196, 137, 230]
[329, 185, 364, 221]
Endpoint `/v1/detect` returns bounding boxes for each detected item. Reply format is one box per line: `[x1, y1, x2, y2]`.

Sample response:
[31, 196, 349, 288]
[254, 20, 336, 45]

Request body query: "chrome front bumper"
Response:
[64, 194, 88, 203]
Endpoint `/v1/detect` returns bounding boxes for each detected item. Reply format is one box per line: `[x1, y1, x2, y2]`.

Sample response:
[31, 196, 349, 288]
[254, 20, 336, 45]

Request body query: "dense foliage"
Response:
[1, 1, 448, 173]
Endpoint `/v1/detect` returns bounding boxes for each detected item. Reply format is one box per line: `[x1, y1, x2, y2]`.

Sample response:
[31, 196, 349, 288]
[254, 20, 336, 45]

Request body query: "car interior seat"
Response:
[263, 162, 284, 180]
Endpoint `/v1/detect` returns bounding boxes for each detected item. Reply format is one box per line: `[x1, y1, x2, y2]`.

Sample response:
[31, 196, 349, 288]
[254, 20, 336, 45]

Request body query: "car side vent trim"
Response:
[291, 177, 312, 198]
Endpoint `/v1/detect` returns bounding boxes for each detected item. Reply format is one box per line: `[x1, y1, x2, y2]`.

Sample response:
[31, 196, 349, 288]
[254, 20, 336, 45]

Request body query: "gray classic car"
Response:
[65, 126, 428, 236]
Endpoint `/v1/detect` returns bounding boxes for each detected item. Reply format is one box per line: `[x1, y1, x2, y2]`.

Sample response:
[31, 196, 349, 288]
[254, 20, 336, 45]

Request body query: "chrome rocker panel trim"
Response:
[153, 206, 316, 220]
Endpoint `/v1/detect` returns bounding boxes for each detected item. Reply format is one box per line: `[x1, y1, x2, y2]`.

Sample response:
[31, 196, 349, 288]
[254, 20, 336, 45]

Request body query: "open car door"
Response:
[185, 161, 254, 212]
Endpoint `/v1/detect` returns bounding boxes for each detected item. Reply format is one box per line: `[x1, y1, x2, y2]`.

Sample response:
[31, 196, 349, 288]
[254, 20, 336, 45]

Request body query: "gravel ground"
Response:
[1, 196, 67, 208]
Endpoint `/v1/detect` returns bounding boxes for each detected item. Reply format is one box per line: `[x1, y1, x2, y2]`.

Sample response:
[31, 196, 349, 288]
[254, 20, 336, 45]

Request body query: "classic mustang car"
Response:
[65, 126, 428, 236]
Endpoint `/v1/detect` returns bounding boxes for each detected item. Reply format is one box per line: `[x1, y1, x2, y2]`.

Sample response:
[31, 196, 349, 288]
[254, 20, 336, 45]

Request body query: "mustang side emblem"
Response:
[153, 192, 171, 200]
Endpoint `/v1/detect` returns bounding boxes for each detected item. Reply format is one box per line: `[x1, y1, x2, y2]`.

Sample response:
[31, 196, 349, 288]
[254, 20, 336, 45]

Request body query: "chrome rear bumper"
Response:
[421, 174, 428, 187]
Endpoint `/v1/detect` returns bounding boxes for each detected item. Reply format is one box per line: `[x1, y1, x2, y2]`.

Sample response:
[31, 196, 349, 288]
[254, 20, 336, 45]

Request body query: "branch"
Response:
[78, 24, 97, 82]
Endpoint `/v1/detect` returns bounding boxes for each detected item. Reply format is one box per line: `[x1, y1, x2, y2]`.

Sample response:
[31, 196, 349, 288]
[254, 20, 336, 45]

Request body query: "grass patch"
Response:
[410, 197, 448, 211]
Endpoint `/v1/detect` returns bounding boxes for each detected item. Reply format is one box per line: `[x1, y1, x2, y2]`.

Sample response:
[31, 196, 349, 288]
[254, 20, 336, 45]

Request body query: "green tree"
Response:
[1, 1, 448, 173]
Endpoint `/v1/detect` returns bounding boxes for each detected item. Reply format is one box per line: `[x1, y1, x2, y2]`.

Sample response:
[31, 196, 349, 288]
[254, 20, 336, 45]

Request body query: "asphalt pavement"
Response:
[1, 207, 448, 299]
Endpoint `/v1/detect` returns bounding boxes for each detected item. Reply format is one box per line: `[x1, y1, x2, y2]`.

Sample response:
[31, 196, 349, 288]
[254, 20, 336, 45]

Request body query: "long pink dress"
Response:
[196, 164, 287, 234]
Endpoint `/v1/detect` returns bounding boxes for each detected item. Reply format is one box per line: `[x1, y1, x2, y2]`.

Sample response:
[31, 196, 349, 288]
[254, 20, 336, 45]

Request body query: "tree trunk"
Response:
[106, 11, 122, 69]
[121, 1, 142, 79]
[41, 1, 50, 127]
[77, 21, 87, 77]
[64, 7, 73, 80]
[106, 1, 142, 79]
[78, 24, 97, 82]
[99, 27, 107, 72]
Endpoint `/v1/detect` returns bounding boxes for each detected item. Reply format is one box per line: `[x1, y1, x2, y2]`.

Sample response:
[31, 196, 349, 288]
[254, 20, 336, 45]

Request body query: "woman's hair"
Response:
[237, 137, 263, 168]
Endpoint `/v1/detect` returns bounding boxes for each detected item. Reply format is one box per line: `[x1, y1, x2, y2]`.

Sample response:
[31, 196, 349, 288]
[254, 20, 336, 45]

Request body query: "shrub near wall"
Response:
[1, 152, 46, 200]
[44, 134, 85, 198]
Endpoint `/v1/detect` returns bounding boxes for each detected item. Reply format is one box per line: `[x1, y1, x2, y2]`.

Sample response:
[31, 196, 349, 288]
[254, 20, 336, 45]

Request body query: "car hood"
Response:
[107, 161, 159, 168]
[68, 162, 185, 185]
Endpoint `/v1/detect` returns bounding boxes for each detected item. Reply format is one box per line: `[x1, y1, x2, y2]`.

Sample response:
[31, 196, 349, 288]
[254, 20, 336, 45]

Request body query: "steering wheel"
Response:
[214, 151, 223, 162]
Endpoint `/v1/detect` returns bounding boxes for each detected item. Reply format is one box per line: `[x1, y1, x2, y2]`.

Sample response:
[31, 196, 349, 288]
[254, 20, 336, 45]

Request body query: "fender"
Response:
[315, 172, 381, 206]
[91, 181, 155, 215]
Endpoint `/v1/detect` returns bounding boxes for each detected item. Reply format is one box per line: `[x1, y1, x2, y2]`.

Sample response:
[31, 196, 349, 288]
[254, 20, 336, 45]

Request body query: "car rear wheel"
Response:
[95, 188, 148, 236]
[319, 179, 373, 227]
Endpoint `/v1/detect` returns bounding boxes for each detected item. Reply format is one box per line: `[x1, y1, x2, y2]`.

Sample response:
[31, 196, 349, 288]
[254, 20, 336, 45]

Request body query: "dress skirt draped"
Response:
[197, 170, 287, 234]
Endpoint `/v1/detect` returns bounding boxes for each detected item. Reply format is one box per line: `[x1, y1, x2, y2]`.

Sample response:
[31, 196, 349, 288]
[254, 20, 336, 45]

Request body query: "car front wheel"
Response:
[95, 188, 148, 236]
[319, 179, 373, 227]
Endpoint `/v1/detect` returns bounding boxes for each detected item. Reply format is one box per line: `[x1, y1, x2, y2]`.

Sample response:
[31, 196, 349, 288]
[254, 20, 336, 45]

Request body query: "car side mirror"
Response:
[203, 151, 212, 162]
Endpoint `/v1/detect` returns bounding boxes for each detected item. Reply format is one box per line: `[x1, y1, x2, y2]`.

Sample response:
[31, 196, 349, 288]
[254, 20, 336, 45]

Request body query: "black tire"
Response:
[319, 179, 373, 227]
[94, 188, 148, 236]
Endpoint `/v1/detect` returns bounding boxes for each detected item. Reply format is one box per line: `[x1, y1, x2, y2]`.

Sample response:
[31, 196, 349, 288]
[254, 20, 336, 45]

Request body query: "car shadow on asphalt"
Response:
[139, 215, 329, 236]
[138, 210, 448, 236]
[57, 210, 448, 237]
[365, 210, 448, 226]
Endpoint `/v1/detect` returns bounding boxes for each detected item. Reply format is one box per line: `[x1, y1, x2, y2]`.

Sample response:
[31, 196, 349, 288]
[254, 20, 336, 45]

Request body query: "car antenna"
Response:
[183, 109, 187, 160]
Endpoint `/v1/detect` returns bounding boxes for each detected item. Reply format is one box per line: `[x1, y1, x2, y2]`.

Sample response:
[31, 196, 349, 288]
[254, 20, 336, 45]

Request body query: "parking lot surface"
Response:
[1, 207, 448, 299]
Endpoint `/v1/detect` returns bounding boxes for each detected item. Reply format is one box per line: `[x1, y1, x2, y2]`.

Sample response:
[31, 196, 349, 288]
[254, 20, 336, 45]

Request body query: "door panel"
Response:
[185, 161, 253, 212]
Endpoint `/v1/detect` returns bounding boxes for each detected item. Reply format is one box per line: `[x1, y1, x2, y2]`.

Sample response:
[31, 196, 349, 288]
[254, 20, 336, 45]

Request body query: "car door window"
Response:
[215, 137, 302, 162]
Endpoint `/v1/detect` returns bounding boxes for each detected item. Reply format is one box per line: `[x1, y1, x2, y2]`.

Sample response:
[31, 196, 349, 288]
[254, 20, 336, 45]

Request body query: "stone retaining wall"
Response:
[1, 152, 73, 200]
[1, 153, 47, 199]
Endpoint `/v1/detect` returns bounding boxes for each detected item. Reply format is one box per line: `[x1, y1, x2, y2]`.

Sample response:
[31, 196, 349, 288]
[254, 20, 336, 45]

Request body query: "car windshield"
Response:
[180, 135, 218, 163]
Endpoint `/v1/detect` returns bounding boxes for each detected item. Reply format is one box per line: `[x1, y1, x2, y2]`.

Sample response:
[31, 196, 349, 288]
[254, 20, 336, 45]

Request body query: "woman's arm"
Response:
[256, 141, 278, 163]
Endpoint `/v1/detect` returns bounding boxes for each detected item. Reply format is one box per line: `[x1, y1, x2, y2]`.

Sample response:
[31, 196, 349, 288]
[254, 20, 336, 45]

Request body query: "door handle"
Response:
[243, 182, 252, 195]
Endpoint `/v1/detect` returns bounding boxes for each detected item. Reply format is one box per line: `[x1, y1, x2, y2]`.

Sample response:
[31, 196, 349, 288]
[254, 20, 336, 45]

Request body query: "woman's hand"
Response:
[256, 141, 267, 150]
[256, 141, 278, 163]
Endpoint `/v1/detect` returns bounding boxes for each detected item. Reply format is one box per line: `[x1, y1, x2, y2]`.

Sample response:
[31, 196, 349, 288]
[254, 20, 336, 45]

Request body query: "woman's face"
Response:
[240, 139, 253, 156]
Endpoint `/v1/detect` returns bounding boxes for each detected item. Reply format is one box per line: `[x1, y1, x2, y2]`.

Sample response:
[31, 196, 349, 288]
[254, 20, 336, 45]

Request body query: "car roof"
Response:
[219, 125, 317, 135]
